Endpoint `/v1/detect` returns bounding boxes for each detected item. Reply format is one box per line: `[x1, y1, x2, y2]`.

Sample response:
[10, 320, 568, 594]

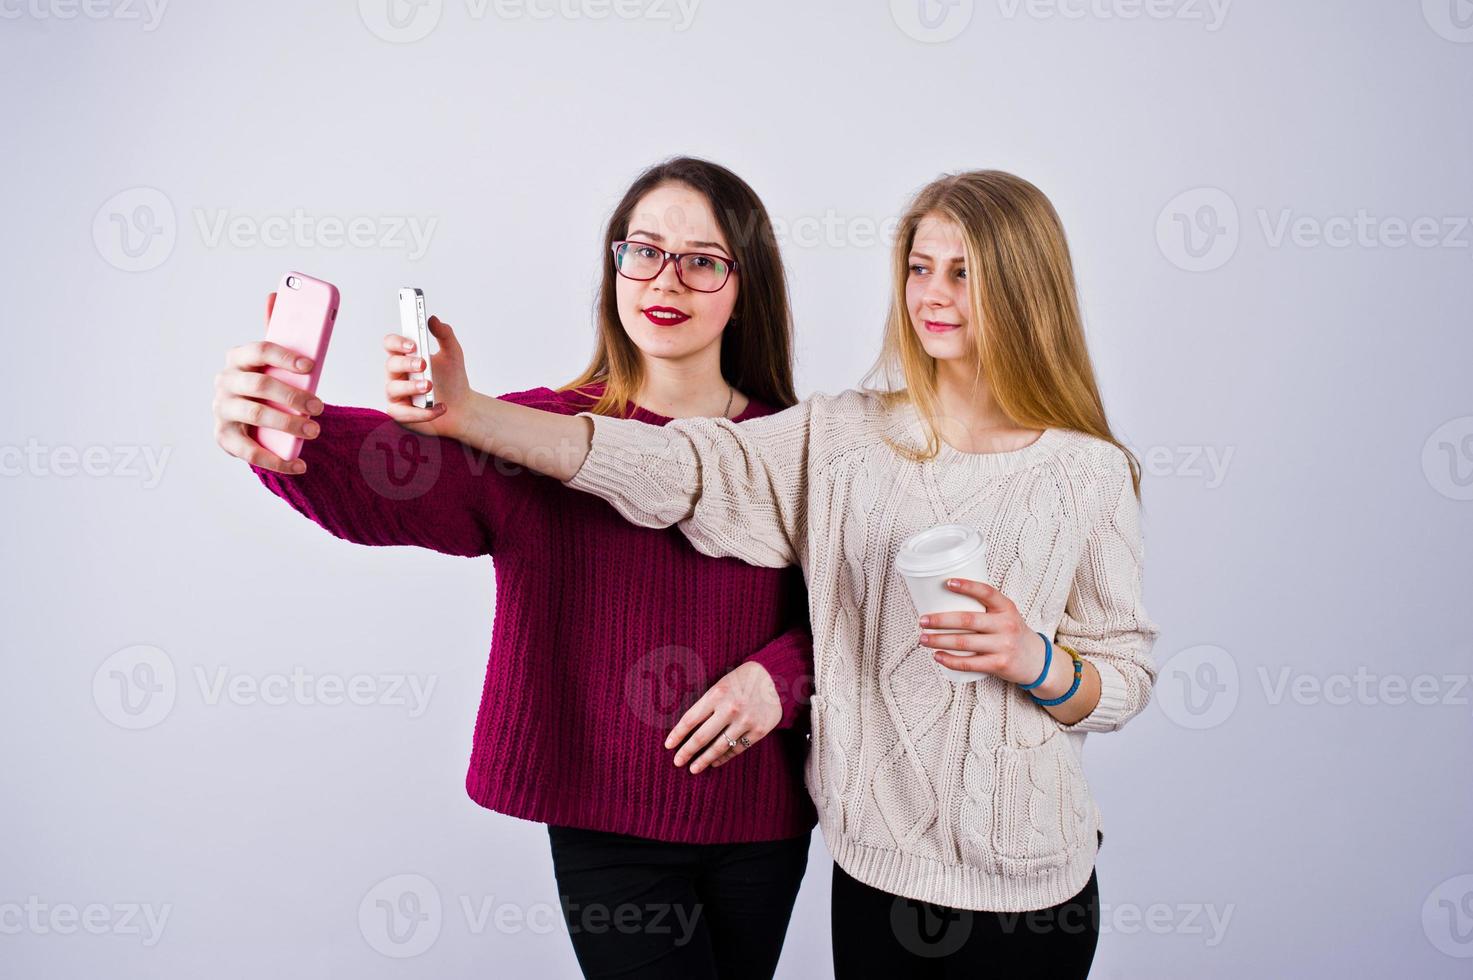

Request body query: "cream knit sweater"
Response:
[563, 388, 1159, 912]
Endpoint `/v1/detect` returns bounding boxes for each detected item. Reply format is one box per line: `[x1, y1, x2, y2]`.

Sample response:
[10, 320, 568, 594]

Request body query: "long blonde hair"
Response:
[862, 170, 1141, 498]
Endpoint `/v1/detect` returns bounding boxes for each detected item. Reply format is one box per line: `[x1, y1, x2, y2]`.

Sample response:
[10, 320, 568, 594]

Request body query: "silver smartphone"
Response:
[397, 287, 433, 408]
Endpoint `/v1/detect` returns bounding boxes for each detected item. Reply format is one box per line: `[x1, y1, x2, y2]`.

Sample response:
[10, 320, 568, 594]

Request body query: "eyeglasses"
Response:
[610, 240, 737, 293]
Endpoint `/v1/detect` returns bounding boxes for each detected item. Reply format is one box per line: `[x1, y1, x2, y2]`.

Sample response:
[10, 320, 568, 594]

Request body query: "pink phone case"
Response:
[255, 272, 338, 462]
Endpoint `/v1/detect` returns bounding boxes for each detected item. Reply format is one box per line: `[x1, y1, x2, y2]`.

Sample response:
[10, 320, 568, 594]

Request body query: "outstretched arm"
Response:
[217, 297, 528, 556]
[249, 402, 536, 557]
[439, 388, 816, 569]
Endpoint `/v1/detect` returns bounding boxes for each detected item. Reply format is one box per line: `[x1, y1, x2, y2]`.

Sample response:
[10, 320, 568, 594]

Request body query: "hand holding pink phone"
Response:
[253, 272, 338, 462]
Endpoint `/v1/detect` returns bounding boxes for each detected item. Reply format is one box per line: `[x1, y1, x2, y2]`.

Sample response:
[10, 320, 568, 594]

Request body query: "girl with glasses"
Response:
[211, 158, 815, 980]
[404, 169, 1160, 978]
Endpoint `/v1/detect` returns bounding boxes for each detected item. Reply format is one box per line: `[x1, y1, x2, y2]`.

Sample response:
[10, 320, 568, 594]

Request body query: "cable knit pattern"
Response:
[250, 384, 816, 845]
[563, 388, 1159, 911]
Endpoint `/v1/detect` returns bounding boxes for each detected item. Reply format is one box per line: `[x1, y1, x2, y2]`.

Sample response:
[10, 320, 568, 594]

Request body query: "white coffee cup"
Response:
[895, 524, 991, 683]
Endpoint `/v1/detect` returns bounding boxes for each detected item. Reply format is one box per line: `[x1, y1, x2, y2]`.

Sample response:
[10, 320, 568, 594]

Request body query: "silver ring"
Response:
[724, 734, 737, 748]
[738, 735, 751, 748]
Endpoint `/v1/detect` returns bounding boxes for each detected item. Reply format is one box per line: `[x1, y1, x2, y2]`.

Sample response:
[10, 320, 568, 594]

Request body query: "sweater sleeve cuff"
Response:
[742, 628, 813, 731]
[1056, 657, 1131, 734]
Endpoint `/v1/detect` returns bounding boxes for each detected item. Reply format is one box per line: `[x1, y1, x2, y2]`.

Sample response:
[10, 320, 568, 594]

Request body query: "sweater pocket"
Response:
[962, 734, 1086, 870]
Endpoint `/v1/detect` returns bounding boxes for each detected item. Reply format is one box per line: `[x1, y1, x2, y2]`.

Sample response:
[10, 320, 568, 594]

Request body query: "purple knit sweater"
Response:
[250, 383, 816, 844]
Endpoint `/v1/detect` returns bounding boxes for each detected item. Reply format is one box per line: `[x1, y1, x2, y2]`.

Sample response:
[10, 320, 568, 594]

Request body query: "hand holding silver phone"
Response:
[397, 287, 433, 408]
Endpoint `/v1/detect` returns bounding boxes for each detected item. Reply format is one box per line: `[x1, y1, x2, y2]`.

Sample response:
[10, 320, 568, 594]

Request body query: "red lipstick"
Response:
[644, 306, 691, 327]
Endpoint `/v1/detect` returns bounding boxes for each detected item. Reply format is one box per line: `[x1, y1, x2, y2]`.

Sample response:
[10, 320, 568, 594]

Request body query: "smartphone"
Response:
[398, 287, 433, 409]
[255, 272, 338, 462]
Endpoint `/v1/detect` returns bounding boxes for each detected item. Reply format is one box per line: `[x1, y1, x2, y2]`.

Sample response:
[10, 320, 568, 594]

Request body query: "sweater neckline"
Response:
[892, 400, 1070, 476]
[936, 426, 1067, 474]
[572, 383, 765, 424]
[631, 400, 761, 424]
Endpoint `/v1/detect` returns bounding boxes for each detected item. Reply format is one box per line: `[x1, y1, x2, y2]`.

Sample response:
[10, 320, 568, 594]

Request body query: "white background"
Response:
[3, 0, 1471, 976]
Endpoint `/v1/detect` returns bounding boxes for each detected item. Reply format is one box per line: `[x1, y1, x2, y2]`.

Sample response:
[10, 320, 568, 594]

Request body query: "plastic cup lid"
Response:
[894, 524, 986, 577]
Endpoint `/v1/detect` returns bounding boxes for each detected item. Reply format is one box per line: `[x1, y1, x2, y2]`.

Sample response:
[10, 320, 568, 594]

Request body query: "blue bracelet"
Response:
[1018, 632, 1052, 690]
[1030, 648, 1084, 706]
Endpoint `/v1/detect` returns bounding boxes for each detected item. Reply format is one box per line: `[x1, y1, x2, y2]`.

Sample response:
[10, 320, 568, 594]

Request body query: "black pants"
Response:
[830, 830, 1103, 979]
[546, 825, 811, 979]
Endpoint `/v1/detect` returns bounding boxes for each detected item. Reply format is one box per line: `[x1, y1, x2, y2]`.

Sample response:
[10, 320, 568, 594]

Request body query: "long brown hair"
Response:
[558, 157, 798, 414]
[862, 170, 1142, 498]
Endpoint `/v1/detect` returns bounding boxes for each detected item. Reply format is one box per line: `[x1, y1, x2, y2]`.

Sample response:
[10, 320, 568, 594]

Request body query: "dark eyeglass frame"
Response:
[610, 239, 738, 293]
